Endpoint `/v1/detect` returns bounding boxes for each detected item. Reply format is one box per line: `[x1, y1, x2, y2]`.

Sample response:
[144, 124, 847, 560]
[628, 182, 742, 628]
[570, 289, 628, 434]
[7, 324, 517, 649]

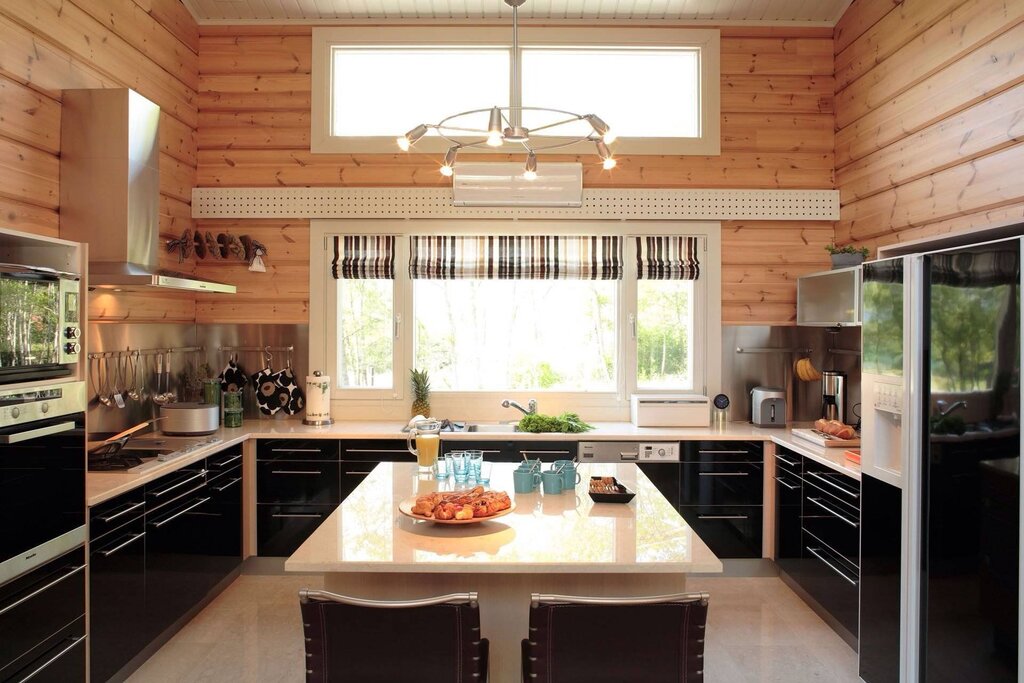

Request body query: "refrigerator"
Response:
[860, 237, 1021, 682]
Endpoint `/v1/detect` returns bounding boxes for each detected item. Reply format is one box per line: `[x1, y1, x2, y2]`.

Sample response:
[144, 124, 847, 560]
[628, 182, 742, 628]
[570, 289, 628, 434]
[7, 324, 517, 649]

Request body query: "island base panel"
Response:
[322, 572, 687, 683]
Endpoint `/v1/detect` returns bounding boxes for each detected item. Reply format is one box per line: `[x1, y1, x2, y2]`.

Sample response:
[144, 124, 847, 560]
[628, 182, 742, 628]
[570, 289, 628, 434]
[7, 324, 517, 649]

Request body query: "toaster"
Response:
[751, 386, 786, 427]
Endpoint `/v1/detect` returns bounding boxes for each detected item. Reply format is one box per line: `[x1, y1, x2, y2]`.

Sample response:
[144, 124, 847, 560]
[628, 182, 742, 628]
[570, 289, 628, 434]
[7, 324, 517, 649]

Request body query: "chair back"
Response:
[523, 592, 709, 683]
[300, 590, 488, 683]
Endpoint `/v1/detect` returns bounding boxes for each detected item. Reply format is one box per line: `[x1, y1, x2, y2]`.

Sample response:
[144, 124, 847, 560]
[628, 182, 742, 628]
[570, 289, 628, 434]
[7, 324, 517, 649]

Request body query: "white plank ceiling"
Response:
[183, 0, 852, 24]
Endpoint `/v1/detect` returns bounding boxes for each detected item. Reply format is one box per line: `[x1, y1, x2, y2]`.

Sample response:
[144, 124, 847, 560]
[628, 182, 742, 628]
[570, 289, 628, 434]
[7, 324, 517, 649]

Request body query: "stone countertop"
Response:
[86, 419, 861, 506]
[284, 462, 723, 575]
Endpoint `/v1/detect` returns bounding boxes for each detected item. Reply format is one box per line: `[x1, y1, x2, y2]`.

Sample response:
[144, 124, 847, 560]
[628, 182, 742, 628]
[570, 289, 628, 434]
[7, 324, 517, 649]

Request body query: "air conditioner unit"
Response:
[452, 162, 583, 207]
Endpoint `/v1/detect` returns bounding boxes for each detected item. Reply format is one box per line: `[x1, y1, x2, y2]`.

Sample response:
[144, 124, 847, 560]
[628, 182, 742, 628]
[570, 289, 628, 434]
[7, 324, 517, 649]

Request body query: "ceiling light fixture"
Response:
[398, 0, 615, 179]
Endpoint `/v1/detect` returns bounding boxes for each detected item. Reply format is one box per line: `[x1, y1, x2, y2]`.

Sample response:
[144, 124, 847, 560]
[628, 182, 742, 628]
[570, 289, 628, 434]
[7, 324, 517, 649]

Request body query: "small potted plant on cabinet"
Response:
[825, 244, 870, 269]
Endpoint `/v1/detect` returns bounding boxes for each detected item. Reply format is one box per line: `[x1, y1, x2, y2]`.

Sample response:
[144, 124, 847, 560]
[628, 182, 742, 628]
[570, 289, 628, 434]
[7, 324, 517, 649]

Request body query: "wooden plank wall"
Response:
[834, 0, 1024, 252]
[194, 25, 836, 325]
[0, 0, 200, 323]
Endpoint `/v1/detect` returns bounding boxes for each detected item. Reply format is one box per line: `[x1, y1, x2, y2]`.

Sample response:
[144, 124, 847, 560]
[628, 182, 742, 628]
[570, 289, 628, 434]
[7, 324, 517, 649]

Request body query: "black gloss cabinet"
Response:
[88, 448, 243, 683]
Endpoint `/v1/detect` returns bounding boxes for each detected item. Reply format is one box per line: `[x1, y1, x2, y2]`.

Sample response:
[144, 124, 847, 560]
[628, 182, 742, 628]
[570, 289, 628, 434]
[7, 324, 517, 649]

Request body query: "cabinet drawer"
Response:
[257, 460, 340, 504]
[802, 479, 860, 570]
[90, 488, 146, 543]
[678, 505, 763, 558]
[774, 448, 803, 477]
[146, 463, 208, 514]
[257, 439, 338, 462]
[206, 446, 243, 471]
[684, 440, 764, 463]
[340, 462, 380, 501]
[341, 440, 412, 462]
[0, 548, 85, 677]
[90, 516, 146, 683]
[257, 505, 333, 557]
[442, 440, 510, 459]
[2, 618, 86, 683]
[799, 535, 859, 637]
[680, 460, 764, 507]
[513, 442, 577, 462]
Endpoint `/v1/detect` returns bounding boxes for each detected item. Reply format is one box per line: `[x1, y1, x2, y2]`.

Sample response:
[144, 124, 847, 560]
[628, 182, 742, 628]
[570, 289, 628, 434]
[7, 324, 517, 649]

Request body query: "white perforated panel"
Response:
[191, 187, 838, 221]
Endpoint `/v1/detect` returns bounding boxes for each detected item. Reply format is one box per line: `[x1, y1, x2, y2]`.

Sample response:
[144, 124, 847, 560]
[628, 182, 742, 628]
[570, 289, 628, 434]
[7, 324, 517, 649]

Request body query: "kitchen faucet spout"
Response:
[501, 398, 537, 416]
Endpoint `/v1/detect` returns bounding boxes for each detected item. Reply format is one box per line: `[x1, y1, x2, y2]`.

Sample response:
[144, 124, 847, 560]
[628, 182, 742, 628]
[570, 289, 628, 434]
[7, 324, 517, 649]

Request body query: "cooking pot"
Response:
[159, 402, 220, 435]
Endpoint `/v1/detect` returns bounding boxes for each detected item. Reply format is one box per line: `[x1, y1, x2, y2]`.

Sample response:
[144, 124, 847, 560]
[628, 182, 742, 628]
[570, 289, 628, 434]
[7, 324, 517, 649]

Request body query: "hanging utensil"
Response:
[154, 352, 169, 406]
[164, 350, 177, 403]
[92, 355, 112, 406]
[100, 355, 115, 407]
[110, 353, 126, 408]
[126, 349, 141, 401]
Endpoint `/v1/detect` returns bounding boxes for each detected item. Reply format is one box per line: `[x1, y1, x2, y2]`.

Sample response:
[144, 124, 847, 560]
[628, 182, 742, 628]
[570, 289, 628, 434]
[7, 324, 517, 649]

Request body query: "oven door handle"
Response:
[0, 564, 85, 617]
[0, 421, 75, 444]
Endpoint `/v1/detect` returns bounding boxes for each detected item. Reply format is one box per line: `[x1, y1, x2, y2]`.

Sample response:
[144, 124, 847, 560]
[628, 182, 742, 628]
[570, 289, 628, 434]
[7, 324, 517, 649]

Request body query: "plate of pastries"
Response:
[399, 486, 515, 524]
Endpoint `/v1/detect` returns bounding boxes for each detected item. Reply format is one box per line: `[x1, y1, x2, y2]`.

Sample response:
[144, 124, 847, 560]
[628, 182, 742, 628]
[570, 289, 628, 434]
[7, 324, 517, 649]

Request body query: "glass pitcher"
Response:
[407, 419, 442, 473]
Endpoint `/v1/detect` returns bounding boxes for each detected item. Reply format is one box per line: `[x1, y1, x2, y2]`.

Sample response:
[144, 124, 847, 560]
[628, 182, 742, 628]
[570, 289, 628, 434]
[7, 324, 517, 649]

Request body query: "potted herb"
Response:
[825, 244, 869, 269]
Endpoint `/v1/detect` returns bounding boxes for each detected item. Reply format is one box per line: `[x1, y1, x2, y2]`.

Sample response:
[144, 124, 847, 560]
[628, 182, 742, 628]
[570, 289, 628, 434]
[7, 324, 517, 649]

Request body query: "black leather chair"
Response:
[299, 589, 489, 682]
[521, 591, 709, 682]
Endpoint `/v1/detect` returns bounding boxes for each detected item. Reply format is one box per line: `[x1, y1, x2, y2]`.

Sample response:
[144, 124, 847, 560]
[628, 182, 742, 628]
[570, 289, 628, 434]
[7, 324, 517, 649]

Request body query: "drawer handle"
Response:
[96, 500, 145, 523]
[150, 497, 211, 528]
[272, 513, 324, 519]
[346, 449, 408, 454]
[95, 532, 145, 558]
[0, 564, 85, 617]
[807, 546, 858, 586]
[775, 454, 800, 467]
[519, 450, 571, 455]
[806, 471, 859, 499]
[344, 470, 374, 475]
[807, 497, 859, 528]
[697, 471, 748, 477]
[697, 449, 749, 455]
[13, 634, 87, 683]
[271, 470, 323, 475]
[270, 448, 325, 453]
[149, 470, 207, 498]
[774, 476, 799, 491]
[697, 514, 748, 520]
[212, 476, 242, 492]
[0, 421, 75, 445]
[210, 453, 242, 467]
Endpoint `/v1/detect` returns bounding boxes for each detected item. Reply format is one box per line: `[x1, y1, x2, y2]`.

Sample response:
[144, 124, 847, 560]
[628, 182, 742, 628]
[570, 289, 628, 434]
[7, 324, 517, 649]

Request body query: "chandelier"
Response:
[396, 0, 617, 179]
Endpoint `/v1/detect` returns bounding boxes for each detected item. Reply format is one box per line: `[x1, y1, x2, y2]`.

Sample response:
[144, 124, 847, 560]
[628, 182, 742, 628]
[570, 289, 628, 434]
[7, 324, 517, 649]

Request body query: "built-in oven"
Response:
[0, 264, 82, 384]
[0, 381, 87, 586]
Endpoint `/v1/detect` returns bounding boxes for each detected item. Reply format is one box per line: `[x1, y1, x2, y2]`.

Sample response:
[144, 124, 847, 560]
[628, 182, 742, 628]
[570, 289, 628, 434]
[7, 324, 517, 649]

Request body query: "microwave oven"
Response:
[0, 264, 82, 384]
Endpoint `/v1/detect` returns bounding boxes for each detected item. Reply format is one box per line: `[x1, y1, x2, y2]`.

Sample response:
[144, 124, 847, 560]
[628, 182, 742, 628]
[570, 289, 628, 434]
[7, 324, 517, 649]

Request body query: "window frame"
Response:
[310, 219, 722, 420]
[311, 26, 721, 156]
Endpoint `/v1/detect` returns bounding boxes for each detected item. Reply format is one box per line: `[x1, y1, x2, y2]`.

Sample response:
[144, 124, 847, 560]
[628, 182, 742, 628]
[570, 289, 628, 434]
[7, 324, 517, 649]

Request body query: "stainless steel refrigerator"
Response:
[861, 237, 1021, 682]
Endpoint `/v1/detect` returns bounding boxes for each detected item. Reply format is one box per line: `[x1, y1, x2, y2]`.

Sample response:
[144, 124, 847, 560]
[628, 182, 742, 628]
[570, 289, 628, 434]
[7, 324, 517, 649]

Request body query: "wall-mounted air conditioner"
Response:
[452, 162, 583, 207]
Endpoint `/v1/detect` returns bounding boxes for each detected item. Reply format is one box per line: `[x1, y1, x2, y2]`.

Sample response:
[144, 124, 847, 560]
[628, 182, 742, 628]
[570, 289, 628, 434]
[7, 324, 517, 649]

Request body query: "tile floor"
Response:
[128, 573, 859, 682]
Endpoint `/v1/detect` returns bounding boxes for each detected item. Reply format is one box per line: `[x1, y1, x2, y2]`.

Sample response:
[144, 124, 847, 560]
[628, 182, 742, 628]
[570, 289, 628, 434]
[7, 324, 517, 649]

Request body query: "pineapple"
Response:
[410, 369, 431, 417]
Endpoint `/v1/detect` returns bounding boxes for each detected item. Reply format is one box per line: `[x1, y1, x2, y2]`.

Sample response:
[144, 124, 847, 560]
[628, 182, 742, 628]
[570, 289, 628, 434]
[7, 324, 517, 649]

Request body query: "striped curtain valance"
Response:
[637, 236, 701, 280]
[931, 247, 1019, 288]
[331, 235, 395, 279]
[408, 236, 623, 280]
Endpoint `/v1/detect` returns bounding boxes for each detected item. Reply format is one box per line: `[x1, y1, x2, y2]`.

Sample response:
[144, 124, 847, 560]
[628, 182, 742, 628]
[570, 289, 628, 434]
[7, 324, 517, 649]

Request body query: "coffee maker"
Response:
[821, 370, 847, 424]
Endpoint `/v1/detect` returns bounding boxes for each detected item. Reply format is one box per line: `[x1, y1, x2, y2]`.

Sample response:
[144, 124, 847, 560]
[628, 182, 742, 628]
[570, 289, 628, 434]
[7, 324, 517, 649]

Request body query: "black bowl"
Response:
[588, 476, 636, 504]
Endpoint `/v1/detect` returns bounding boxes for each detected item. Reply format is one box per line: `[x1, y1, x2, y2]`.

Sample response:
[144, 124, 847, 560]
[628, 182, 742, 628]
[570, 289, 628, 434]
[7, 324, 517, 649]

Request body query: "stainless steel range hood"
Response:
[59, 89, 235, 294]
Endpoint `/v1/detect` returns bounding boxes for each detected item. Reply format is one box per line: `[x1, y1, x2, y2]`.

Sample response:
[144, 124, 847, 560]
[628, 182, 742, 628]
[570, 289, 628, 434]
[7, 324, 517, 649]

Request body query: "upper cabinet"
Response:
[797, 267, 862, 327]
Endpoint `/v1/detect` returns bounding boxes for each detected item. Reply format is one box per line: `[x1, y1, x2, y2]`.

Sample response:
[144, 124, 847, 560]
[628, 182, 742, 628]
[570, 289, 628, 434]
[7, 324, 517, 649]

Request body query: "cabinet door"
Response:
[257, 504, 333, 557]
[774, 472, 803, 571]
[340, 462, 380, 501]
[341, 440, 413, 462]
[512, 441, 577, 463]
[442, 440, 512, 460]
[89, 515, 147, 683]
[680, 460, 764, 507]
[257, 460, 340, 505]
[202, 467, 243, 578]
[684, 441, 763, 462]
[678, 505, 763, 558]
[800, 533, 859, 637]
[257, 439, 338, 462]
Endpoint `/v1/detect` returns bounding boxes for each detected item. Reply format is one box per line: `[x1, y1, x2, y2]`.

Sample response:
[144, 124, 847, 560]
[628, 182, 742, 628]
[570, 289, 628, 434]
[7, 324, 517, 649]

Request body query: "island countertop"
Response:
[285, 462, 723, 574]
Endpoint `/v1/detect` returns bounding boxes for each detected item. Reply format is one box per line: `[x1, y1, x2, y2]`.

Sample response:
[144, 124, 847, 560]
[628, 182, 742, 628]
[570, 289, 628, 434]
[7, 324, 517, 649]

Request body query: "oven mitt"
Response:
[218, 359, 247, 393]
[253, 366, 284, 415]
[272, 366, 305, 415]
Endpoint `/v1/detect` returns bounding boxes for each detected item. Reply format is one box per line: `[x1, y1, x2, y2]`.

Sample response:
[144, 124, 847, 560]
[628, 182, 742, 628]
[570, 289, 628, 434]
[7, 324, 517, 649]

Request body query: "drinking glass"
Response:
[450, 451, 469, 483]
[477, 461, 492, 485]
[433, 456, 450, 480]
[466, 451, 484, 480]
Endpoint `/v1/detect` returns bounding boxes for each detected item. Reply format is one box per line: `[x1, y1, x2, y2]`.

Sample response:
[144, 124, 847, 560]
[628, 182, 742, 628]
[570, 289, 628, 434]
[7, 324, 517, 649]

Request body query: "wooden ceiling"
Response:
[182, 0, 853, 24]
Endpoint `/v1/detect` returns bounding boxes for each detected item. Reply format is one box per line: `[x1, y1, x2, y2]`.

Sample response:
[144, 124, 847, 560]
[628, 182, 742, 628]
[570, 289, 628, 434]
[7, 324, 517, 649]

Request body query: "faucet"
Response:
[501, 398, 538, 416]
[936, 399, 968, 417]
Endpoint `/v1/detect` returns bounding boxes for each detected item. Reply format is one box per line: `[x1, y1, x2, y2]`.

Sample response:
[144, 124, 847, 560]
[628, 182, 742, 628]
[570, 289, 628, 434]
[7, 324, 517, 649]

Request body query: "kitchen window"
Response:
[311, 27, 720, 155]
[312, 221, 721, 417]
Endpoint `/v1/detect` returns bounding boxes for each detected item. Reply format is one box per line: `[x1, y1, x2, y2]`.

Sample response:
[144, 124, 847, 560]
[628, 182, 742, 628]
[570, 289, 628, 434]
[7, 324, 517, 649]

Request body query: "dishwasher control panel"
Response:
[579, 441, 680, 462]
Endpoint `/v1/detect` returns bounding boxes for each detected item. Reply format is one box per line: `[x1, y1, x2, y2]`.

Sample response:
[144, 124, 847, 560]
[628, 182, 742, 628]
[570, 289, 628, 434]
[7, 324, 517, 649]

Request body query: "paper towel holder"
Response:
[303, 370, 333, 426]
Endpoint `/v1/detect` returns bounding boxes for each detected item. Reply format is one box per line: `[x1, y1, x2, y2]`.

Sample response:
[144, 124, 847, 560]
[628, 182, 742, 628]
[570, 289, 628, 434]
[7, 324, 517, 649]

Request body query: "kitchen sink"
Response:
[466, 423, 520, 433]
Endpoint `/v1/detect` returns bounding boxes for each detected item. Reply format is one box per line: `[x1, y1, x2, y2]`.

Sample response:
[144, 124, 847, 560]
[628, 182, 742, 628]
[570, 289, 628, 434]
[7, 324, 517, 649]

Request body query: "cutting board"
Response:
[791, 428, 861, 449]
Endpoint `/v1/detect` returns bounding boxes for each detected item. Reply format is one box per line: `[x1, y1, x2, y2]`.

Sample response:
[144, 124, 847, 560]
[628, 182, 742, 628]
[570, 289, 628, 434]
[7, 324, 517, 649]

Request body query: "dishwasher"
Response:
[579, 442, 681, 508]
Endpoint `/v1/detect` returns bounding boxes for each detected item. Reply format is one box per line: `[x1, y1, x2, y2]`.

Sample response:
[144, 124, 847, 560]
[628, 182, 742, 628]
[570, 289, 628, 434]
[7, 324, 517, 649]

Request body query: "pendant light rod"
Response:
[509, 0, 521, 129]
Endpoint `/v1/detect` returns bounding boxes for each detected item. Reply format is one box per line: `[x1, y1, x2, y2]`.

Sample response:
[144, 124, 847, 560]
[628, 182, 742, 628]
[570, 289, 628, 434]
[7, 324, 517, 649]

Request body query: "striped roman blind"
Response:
[331, 235, 395, 279]
[637, 236, 701, 280]
[408, 236, 623, 280]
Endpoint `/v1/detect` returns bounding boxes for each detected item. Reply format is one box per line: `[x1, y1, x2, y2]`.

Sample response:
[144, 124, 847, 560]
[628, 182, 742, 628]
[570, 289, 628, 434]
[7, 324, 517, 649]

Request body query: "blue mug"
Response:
[554, 460, 581, 492]
[513, 469, 540, 494]
[541, 470, 563, 495]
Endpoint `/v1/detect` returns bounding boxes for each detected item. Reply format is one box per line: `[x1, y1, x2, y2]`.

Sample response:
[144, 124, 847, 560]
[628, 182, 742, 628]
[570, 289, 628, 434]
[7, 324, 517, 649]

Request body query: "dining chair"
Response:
[521, 591, 709, 682]
[299, 589, 489, 682]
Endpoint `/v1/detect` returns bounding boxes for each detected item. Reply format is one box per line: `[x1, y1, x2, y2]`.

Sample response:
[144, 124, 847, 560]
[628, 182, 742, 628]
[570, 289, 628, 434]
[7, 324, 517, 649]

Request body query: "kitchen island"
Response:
[286, 461, 721, 681]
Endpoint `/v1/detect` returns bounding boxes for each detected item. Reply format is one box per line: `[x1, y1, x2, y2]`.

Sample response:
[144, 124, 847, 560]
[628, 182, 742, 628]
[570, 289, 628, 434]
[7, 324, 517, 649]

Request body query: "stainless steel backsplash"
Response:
[87, 323, 308, 436]
[721, 326, 862, 425]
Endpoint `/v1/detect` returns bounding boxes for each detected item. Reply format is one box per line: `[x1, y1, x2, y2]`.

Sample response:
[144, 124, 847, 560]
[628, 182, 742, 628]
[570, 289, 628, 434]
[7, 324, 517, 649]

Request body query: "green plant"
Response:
[410, 368, 431, 417]
[825, 244, 870, 258]
[518, 412, 594, 434]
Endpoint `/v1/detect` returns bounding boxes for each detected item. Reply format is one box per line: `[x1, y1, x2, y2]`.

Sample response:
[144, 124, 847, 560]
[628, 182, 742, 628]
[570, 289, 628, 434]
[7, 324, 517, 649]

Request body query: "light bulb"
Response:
[524, 151, 538, 179]
[487, 131, 503, 147]
[396, 136, 411, 151]
[523, 170, 538, 180]
[486, 107, 503, 147]
[602, 158, 617, 170]
[399, 124, 429, 150]
[602, 130, 617, 144]
[440, 146, 458, 176]
[440, 165, 454, 177]
[596, 140, 615, 170]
